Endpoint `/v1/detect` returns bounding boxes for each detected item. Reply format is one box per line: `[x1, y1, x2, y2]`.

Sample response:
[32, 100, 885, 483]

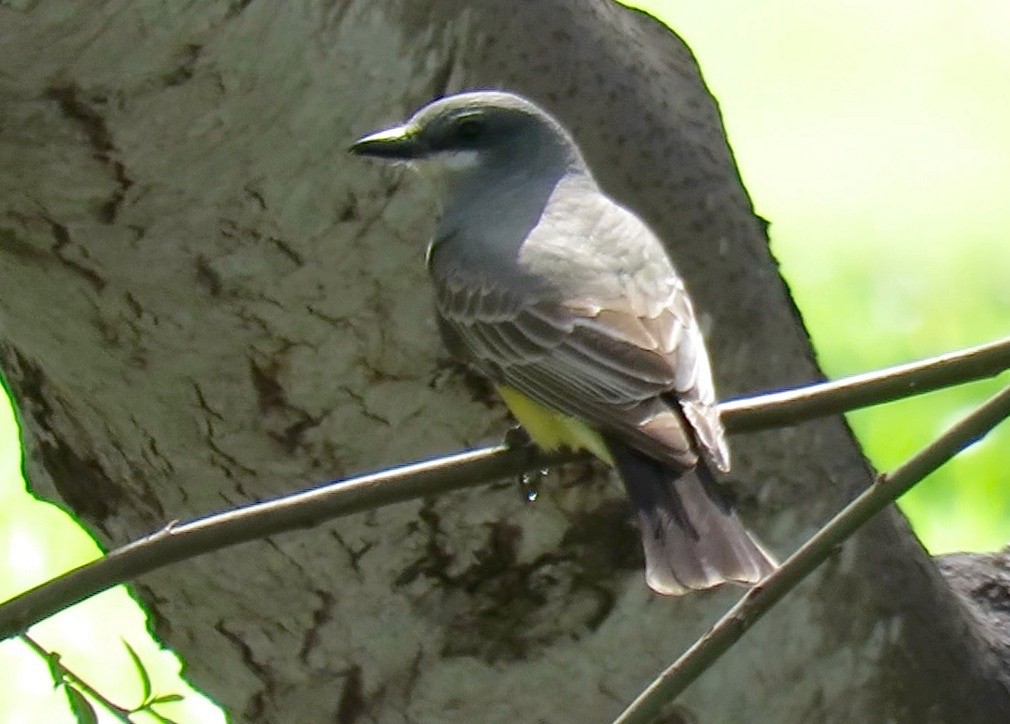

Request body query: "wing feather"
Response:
[429, 189, 729, 471]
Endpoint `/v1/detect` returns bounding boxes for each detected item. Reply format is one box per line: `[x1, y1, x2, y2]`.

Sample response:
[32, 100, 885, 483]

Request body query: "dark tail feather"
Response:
[606, 440, 776, 595]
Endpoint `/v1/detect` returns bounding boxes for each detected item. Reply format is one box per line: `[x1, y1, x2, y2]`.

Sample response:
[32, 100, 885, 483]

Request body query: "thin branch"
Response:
[614, 383, 1010, 724]
[0, 336, 1008, 642]
[0, 444, 574, 641]
[21, 633, 133, 722]
[721, 333, 1010, 432]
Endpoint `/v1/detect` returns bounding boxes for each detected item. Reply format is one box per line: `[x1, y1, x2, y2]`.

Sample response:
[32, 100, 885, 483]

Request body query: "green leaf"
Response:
[149, 693, 185, 704]
[145, 710, 181, 724]
[122, 638, 153, 703]
[64, 685, 99, 724]
[44, 650, 64, 687]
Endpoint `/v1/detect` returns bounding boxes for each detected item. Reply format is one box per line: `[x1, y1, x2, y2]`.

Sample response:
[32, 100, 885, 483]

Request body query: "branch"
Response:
[0, 336, 1008, 641]
[614, 383, 1010, 724]
[21, 633, 132, 722]
[0, 444, 574, 641]
[720, 333, 1010, 432]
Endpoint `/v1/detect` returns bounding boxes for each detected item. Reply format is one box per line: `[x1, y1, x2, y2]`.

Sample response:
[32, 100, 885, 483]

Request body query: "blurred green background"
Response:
[2, 1, 1008, 720]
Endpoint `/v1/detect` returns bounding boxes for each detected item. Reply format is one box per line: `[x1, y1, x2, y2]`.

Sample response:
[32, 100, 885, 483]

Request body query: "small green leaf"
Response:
[145, 710, 181, 724]
[122, 638, 153, 703]
[64, 685, 99, 724]
[44, 651, 64, 687]
[149, 693, 185, 704]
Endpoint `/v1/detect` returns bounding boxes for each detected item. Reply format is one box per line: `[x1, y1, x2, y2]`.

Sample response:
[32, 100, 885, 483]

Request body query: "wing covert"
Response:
[430, 191, 729, 471]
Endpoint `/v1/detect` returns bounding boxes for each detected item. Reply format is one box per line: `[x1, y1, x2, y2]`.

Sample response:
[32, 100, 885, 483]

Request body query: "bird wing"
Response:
[430, 189, 729, 472]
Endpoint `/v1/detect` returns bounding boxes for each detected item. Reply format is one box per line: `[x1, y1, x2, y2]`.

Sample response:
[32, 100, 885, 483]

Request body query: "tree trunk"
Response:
[1, 0, 1007, 720]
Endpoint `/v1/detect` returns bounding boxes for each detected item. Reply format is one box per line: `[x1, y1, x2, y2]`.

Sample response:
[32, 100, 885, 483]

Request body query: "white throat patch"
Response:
[432, 149, 482, 171]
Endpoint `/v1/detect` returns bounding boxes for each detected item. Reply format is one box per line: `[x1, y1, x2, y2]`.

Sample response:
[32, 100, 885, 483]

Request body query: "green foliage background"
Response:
[1, 1, 1008, 720]
[627, 0, 1010, 553]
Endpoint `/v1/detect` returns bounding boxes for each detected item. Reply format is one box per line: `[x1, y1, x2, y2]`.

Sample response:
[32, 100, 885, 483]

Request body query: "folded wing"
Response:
[431, 192, 729, 472]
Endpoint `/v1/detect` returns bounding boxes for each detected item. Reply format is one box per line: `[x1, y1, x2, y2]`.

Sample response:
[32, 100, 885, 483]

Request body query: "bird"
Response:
[349, 90, 775, 595]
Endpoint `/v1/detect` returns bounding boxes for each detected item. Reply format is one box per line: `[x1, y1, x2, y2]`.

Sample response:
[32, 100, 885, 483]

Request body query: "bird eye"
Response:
[456, 116, 484, 144]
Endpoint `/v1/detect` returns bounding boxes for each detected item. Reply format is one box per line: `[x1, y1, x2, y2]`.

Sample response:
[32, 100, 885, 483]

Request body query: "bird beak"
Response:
[348, 124, 424, 160]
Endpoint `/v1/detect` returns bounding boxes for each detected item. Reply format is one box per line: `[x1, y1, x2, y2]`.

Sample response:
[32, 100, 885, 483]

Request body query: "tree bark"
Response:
[0, 0, 1006, 721]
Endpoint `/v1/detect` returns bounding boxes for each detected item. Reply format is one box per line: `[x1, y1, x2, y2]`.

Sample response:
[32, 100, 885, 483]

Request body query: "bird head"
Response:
[349, 91, 586, 194]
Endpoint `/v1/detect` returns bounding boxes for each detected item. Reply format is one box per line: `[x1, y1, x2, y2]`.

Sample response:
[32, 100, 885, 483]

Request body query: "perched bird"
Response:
[350, 91, 775, 594]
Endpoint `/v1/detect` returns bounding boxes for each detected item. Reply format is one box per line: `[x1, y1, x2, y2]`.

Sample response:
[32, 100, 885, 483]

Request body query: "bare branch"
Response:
[0, 336, 1008, 642]
[614, 383, 1010, 724]
[0, 444, 574, 641]
[721, 334, 1010, 432]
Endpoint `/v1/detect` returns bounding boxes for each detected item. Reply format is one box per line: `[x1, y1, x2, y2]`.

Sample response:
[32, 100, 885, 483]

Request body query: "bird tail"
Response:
[605, 439, 776, 595]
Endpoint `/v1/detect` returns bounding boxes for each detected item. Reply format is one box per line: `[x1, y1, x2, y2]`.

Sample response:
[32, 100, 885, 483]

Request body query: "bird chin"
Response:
[436, 149, 482, 170]
[410, 150, 482, 177]
[409, 155, 479, 202]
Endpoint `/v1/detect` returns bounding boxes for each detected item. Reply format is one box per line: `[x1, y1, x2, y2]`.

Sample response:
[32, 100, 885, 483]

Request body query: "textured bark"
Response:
[0, 1, 1006, 721]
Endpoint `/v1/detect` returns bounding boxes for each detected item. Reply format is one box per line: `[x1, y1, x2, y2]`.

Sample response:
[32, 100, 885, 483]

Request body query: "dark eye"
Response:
[456, 116, 485, 144]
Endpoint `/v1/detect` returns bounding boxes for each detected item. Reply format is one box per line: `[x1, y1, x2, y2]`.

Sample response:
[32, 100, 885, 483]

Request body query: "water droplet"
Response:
[519, 469, 543, 503]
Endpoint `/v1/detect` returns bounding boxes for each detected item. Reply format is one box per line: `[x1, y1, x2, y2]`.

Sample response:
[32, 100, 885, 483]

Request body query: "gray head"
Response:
[349, 91, 590, 197]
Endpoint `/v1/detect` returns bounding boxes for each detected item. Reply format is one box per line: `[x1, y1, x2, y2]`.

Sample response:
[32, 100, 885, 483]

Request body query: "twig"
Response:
[0, 444, 574, 641]
[21, 633, 132, 722]
[720, 333, 1010, 432]
[614, 383, 1010, 724]
[0, 336, 1008, 642]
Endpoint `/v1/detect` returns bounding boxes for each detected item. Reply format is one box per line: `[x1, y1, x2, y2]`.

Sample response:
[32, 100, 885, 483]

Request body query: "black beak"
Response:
[348, 124, 423, 160]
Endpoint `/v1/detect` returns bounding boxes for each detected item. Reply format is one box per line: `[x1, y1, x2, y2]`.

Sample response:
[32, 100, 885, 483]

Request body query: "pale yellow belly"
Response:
[496, 385, 614, 464]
